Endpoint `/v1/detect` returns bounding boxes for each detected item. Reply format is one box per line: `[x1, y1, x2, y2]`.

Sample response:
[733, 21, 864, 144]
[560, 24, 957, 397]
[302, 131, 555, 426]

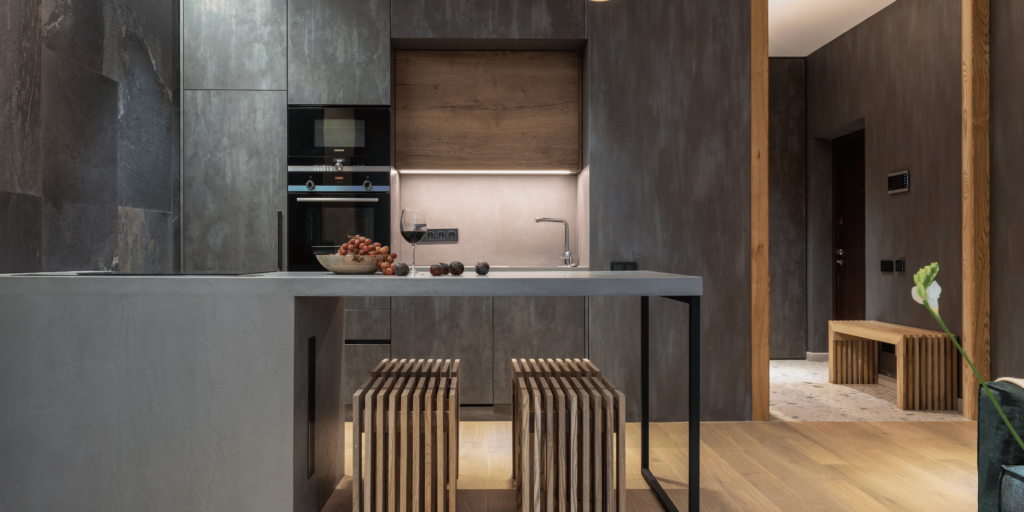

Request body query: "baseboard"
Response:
[806, 351, 828, 362]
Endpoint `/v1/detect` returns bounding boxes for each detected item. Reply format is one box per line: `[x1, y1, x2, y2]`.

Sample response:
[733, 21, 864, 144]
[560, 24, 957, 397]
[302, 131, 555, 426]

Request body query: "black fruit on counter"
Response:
[449, 261, 465, 275]
[430, 264, 444, 276]
[439, 262, 450, 275]
[475, 262, 490, 275]
[393, 262, 410, 276]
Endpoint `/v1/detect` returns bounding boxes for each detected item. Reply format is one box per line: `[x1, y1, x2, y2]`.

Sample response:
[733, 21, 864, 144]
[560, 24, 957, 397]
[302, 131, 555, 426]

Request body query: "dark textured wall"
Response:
[769, 58, 808, 359]
[587, 0, 751, 421]
[0, 0, 180, 274]
[391, 0, 585, 40]
[991, 1, 1024, 379]
[805, 0, 961, 352]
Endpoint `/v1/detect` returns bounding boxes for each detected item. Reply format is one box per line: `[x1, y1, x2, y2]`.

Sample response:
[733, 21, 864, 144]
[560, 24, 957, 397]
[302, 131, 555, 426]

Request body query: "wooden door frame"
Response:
[750, 0, 990, 421]
[751, 0, 770, 422]
[961, 0, 990, 421]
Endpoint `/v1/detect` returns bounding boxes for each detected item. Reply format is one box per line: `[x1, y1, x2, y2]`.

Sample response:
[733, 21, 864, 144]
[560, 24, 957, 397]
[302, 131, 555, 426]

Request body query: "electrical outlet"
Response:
[421, 229, 458, 243]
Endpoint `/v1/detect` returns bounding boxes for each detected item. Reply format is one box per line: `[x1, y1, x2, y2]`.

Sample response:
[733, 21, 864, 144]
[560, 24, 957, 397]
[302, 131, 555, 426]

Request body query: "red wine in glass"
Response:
[401, 230, 427, 244]
[400, 209, 427, 275]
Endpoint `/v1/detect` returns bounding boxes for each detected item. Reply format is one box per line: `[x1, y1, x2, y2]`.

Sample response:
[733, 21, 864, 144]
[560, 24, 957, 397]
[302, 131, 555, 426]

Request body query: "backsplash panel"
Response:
[396, 174, 578, 268]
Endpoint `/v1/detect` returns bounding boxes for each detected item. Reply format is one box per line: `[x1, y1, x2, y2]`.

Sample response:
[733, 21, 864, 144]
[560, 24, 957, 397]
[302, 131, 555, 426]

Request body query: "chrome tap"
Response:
[535, 217, 574, 267]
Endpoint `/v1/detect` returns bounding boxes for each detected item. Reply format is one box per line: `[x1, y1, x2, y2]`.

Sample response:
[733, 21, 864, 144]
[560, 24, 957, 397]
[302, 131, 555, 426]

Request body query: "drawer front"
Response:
[344, 309, 391, 340]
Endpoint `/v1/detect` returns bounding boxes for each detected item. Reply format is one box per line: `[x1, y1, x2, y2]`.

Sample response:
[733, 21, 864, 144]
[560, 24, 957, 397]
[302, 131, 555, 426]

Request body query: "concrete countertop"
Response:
[0, 270, 703, 297]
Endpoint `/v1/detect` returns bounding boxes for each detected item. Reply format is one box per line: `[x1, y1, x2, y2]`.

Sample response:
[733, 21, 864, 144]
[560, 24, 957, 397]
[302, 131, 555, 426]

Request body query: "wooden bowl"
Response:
[315, 253, 385, 274]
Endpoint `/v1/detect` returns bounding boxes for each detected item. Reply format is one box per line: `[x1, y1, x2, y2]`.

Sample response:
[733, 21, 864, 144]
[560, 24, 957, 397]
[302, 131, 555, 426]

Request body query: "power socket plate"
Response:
[422, 228, 459, 244]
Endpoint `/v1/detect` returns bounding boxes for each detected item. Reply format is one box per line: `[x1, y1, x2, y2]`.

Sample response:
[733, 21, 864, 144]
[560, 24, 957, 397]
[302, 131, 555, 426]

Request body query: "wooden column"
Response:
[962, 0, 990, 421]
[751, 0, 770, 422]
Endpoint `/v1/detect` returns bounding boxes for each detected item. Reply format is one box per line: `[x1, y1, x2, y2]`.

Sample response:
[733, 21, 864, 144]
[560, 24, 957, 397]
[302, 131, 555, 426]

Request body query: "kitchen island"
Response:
[0, 271, 702, 512]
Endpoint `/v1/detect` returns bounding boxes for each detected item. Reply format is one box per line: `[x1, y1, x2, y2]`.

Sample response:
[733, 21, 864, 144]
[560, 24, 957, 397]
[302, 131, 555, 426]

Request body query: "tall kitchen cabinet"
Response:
[182, 0, 287, 273]
[288, 0, 391, 105]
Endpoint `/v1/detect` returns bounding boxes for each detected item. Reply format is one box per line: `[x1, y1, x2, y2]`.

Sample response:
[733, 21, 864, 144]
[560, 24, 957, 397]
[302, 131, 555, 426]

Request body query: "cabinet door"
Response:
[183, 90, 286, 273]
[343, 343, 390, 405]
[391, 297, 493, 405]
[493, 297, 586, 404]
[288, 0, 390, 105]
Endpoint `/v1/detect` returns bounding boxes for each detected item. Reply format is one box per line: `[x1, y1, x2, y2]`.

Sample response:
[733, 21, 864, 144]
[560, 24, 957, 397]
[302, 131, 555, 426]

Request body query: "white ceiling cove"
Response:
[769, 0, 899, 57]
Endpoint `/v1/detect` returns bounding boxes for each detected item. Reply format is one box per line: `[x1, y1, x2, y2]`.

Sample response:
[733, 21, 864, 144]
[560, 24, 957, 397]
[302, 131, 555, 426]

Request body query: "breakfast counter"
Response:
[0, 271, 702, 512]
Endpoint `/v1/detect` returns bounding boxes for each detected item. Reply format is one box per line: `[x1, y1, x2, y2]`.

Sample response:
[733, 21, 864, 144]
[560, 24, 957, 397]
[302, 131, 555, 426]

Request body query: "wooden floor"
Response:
[325, 420, 978, 511]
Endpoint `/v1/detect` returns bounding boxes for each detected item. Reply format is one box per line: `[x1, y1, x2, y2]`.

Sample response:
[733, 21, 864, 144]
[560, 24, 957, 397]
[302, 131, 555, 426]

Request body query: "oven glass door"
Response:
[288, 193, 391, 271]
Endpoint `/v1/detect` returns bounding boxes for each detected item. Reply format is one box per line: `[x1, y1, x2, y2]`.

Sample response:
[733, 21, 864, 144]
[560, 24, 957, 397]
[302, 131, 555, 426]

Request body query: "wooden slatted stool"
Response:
[512, 358, 626, 512]
[829, 320, 959, 410]
[352, 358, 460, 512]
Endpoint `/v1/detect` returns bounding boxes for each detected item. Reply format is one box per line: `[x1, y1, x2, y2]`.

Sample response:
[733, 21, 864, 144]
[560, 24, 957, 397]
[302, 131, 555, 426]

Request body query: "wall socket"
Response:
[421, 228, 459, 243]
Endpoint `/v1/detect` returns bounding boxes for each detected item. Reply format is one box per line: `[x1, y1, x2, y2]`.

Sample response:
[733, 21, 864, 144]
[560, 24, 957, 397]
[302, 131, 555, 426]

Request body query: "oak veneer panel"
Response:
[962, 0, 991, 421]
[751, 0, 771, 422]
[396, 51, 580, 171]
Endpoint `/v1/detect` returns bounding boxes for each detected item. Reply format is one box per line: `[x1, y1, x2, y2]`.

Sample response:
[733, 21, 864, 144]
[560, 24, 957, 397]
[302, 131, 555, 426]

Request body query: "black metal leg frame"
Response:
[641, 295, 700, 512]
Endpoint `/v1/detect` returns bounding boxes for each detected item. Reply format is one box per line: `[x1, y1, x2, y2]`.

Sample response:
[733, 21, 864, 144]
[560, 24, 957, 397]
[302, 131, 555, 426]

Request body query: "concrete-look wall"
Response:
[991, 1, 1024, 379]
[805, 0, 962, 352]
[769, 58, 808, 359]
[0, 0, 180, 274]
[587, 0, 751, 421]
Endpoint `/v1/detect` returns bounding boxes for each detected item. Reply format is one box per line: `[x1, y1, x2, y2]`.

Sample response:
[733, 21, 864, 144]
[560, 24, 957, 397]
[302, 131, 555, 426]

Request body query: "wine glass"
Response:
[400, 209, 427, 276]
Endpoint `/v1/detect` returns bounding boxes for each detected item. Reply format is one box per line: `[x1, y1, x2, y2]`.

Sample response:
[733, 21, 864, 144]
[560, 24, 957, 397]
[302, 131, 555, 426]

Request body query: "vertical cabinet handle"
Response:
[277, 211, 283, 271]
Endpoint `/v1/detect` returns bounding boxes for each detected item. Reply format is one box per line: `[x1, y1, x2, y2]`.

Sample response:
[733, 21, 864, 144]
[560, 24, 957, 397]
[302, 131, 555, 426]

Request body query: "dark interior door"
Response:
[832, 130, 866, 321]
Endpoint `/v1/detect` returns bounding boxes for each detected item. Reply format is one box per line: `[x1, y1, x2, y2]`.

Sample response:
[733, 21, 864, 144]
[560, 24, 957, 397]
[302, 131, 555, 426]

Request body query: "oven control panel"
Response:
[287, 169, 391, 193]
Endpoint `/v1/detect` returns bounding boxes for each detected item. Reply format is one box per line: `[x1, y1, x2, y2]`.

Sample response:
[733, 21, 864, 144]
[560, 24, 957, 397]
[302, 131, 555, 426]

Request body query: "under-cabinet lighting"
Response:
[399, 170, 579, 175]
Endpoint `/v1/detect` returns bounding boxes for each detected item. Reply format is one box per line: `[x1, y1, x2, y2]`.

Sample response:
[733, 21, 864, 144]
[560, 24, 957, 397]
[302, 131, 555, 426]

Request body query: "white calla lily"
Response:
[911, 281, 941, 314]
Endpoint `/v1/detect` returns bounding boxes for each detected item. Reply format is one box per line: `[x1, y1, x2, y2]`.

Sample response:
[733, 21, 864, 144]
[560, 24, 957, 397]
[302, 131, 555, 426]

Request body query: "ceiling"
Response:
[769, 0, 898, 57]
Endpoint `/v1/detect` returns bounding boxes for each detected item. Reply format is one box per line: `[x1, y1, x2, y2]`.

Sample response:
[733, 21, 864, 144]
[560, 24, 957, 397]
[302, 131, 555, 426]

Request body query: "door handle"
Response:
[296, 198, 379, 203]
[836, 259, 844, 266]
[835, 249, 844, 256]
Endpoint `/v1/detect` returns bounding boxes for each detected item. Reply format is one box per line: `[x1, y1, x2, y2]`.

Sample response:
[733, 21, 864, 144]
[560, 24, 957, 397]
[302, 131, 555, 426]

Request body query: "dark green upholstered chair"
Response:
[1001, 466, 1024, 511]
[979, 382, 1024, 512]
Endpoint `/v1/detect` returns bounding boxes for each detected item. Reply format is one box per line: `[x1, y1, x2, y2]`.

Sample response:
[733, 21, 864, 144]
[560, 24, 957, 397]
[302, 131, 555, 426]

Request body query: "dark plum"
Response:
[475, 262, 490, 275]
[393, 262, 410, 276]
[430, 264, 444, 276]
[439, 262, 450, 275]
[449, 261, 465, 275]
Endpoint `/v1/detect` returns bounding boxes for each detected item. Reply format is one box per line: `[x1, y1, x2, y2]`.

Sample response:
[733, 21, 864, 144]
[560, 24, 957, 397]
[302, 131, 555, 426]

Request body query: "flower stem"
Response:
[926, 303, 1024, 453]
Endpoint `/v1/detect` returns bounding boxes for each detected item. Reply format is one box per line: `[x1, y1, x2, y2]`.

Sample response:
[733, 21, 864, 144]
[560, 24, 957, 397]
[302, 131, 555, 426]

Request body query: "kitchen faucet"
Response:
[535, 218, 574, 267]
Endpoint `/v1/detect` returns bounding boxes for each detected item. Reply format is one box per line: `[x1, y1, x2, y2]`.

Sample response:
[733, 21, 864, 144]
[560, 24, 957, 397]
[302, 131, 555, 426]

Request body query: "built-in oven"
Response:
[287, 106, 391, 271]
[287, 169, 391, 271]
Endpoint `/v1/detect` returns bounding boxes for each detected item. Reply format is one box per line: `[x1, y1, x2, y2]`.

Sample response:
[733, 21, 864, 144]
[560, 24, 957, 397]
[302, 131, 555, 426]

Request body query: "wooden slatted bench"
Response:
[829, 320, 959, 411]
[353, 358, 460, 512]
[512, 358, 626, 512]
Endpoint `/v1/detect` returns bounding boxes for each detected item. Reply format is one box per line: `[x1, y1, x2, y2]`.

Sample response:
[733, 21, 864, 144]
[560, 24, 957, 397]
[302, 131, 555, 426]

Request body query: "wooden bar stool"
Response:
[352, 358, 460, 512]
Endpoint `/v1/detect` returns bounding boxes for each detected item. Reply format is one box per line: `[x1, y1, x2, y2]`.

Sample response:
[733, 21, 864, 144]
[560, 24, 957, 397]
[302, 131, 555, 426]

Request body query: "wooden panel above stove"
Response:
[395, 50, 580, 171]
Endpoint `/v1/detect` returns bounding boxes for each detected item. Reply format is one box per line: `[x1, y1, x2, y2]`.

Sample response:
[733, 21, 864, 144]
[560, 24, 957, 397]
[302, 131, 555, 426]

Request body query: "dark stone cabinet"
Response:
[388, 296, 586, 406]
[182, 90, 287, 273]
[391, 0, 586, 40]
[493, 297, 586, 404]
[343, 343, 390, 405]
[288, 0, 391, 105]
[391, 297, 495, 404]
[183, 0, 287, 90]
